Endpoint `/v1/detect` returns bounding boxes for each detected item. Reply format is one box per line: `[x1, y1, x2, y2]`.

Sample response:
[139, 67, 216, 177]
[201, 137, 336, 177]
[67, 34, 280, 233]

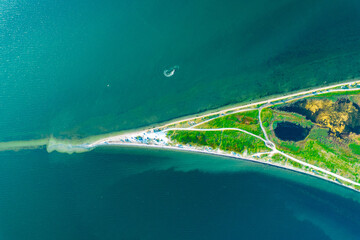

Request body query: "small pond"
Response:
[274, 122, 311, 142]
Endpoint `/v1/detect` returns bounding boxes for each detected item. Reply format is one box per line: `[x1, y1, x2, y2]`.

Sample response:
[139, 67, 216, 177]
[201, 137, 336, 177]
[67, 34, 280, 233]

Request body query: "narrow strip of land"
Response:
[55, 79, 360, 191]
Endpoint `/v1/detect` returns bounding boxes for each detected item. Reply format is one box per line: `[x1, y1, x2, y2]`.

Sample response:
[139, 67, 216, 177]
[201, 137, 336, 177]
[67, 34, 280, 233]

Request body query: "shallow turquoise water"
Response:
[1, 1, 360, 239]
[2, 0, 360, 141]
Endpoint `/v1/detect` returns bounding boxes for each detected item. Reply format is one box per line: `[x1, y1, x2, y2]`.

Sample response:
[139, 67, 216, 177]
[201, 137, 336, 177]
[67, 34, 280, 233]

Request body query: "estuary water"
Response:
[1, 0, 360, 239]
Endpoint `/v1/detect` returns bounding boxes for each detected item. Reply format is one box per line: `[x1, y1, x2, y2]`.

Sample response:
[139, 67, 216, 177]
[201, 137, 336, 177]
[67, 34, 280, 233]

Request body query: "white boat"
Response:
[163, 65, 179, 77]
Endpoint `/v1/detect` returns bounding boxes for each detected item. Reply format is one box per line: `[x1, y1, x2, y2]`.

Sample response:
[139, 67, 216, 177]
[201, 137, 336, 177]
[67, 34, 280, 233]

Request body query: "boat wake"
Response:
[163, 65, 179, 77]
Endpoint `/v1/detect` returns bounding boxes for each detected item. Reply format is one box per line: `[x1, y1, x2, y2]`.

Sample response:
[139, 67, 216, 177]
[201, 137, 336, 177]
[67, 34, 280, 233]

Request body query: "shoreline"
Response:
[1, 78, 360, 193]
[57, 77, 360, 146]
[129, 77, 360, 132]
[89, 78, 360, 148]
[133, 79, 360, 132]
[86, 78, 360, 192]
[94, 142, 360, 193]
[1, 78, 359, 151]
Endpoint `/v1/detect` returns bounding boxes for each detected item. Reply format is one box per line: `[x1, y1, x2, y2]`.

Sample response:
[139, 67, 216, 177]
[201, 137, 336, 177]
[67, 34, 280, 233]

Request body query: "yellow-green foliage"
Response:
[167, 130, 269, 155]
[264, 103, 360, 183]
[270, 154, 290, 165]
[261, 108, 273, 127]
[286, 159, 304, 169]
[170, 89, 360, 186]
[195, 110, 264, 137]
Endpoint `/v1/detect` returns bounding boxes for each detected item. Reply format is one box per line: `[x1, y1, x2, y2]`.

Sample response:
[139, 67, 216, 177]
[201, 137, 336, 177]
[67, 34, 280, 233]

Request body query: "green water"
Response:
[2, 1, 360, 238]
[2, 0, 360, 145]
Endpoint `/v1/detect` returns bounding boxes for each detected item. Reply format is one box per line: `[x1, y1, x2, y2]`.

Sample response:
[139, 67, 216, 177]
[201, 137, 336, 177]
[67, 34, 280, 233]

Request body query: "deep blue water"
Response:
[274, 122, 310, 141]
[0, 148, 359, 240]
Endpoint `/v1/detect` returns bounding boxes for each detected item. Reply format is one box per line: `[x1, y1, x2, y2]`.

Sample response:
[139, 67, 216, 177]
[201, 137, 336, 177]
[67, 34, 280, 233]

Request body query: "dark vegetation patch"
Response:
[274, 122, 311, 142]
[278, 98, 360, 137]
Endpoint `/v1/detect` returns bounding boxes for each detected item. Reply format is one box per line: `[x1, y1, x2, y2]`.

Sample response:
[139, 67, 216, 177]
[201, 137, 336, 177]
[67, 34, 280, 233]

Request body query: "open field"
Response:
[168, 129, 269, 155]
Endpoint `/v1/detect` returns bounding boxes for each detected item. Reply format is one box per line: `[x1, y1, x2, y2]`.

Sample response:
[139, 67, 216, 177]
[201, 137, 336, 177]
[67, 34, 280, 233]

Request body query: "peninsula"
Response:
[86, 79, 360, 192]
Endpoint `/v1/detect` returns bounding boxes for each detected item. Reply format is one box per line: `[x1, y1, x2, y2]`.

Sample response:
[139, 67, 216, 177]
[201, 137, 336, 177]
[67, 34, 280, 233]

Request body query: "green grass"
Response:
[278, 141, 300, 153]
[275, 134, 360, 182]
[195, 110, 264, 137]
[313, 89, 360, 99]
[286, 159, 303, 169]
[272, 110, 313, 128]
[307, 127, 329, 140]
[167, 129, 269, 155]
[270, 154, 288, 165]
[349, 143, 360, 155]
[260, 108, 274, 124]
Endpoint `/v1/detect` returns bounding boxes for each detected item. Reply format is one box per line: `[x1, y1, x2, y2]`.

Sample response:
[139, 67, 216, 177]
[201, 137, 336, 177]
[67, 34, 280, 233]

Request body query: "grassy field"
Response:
[350, 143, 360, 155]
[194, 110, 264, 137]
[167, 129, 269, 155]
[313, 89, 360, 99]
